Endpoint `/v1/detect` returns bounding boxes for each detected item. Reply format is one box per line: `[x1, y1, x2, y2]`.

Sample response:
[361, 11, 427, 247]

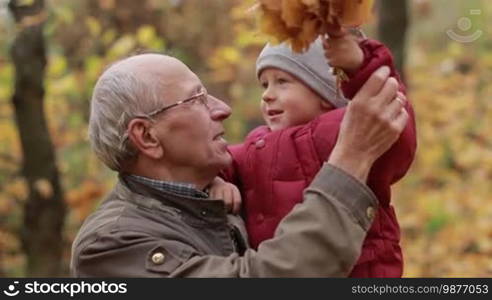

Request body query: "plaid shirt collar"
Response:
[126, 174, 209, 199]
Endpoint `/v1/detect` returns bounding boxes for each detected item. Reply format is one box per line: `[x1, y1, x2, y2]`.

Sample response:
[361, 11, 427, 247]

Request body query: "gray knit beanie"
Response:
[256, 37, 348, 108]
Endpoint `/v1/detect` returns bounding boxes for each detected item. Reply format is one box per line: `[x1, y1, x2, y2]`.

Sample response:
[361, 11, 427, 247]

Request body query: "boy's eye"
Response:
[261, 81, 268, 89]
[277, 77, 288, 84]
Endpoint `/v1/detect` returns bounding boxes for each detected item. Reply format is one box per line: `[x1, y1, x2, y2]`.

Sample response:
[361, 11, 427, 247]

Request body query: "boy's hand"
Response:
[323, 25, 364, 74]
[209, 177, 242, 214]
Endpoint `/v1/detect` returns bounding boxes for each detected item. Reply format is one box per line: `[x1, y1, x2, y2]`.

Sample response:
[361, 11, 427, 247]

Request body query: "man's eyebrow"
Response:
[191, 85, 203, 96]
[182, 86, 200, 99]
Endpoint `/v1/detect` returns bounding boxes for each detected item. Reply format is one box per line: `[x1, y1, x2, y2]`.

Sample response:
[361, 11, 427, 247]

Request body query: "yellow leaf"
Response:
[281, 0, 305, 29]
[108, 35, 136, 59]
[301, 0, 320, 6]
[102, 29, 117, 46]
[100, 0, 115, 10]
[340, 0, 375, 27]
[448, 42, 463, 57]
[256, 0, 374, 53]
[297, 16, 321, 50]
[137, 25, 157, 46]
[86, 16, 101, 37]
[5, 178, 28, 201]
[302, 0, 321, 14]
[48, 55, 67, 77]
[0, 64, 13, 100]
[85, 56, 103, 81]
[259, 0, 282, 11]
[16, 0, 35, 7]
[259, 10, 290, 43]
[221, 47, 241, 64]
[53, 5, 74, 24]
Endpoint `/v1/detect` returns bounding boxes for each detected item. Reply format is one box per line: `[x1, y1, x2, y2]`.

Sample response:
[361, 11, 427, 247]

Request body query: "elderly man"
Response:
[71, 53, 408, 277]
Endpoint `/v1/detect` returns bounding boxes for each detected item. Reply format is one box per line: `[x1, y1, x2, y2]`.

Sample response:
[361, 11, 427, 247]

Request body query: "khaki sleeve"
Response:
[171, 163, 378, 277]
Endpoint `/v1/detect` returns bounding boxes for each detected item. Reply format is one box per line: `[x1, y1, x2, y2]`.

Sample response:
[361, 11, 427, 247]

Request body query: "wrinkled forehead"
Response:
[114, 54, 204, 101]
[156, 58, 204, 101]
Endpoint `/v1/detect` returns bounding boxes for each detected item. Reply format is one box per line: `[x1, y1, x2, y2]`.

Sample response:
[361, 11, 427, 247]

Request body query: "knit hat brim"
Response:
[256, 38, 348, 108]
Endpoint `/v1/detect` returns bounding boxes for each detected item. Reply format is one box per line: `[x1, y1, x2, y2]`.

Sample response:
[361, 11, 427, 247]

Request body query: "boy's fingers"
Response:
[223, 190, 233, 212]
[353, 66, 391, 104]
[232, 188, 242, 214]
[230, 189, 237, 214]
[223, 188, 229, 206]
[325, 19, 344, 38]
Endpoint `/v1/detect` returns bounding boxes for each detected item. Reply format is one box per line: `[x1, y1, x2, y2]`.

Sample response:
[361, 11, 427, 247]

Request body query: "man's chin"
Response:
[207, 149, 231, 167]
[213, 152, 232, 171]
[220, 152, 232, 167]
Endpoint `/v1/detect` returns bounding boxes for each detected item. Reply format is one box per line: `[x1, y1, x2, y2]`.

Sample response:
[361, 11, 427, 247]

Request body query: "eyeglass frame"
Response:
[136, 90, 208, 120]
[120, 90, 208, 148]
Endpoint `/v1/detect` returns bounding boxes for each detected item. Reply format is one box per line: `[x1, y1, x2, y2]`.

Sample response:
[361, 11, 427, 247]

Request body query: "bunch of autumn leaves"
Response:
[257, 0, 374, 52]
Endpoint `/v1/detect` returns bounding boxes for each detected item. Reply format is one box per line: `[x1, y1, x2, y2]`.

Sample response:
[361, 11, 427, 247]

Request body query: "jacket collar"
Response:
[112, 175, 228, 224]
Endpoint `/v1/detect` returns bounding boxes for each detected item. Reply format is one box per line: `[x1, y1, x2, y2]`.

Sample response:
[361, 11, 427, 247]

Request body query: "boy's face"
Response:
[259, 68, 334, 131]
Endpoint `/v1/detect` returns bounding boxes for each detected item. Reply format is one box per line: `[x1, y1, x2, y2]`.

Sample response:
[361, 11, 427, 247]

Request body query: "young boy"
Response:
[212, 31, 417, 277]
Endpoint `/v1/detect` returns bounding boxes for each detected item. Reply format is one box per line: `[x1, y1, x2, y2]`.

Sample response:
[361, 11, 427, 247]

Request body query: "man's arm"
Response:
[73, 163, 376, 278]
[337, 39, 416, 203]
[171, 164, 377, 277]
[314, 39, 417, 187]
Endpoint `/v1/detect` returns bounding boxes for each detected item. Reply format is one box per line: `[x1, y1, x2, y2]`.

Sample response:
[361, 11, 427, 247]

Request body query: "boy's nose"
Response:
[262, 89, 276, 103]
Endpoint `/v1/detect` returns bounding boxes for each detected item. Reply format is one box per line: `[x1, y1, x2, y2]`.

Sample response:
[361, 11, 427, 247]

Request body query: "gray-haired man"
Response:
[71, 54, 408, 277]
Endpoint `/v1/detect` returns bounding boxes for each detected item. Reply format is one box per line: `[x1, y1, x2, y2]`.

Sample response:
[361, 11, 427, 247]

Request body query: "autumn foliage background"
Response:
[0, 0, 491, 277]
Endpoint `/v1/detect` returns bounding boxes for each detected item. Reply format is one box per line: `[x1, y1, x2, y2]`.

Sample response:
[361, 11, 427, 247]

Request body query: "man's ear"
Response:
[127, 118, 163, 159]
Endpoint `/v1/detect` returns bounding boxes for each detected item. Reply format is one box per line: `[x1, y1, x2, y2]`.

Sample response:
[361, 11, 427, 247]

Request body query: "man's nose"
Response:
[208, 95, 232, 121]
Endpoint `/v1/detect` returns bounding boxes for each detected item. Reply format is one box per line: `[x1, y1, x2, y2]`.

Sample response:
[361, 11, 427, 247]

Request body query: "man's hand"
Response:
[209, 177, 242, 214]
[328, 66, 409, 183]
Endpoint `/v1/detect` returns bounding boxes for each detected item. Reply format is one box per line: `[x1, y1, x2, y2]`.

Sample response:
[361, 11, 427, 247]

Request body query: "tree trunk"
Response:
[8, 0, 66, 276]
[377, 0, 410, 81]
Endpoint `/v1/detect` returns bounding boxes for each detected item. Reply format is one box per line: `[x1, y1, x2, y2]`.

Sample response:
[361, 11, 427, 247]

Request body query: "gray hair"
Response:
[88, 64, 163, 171]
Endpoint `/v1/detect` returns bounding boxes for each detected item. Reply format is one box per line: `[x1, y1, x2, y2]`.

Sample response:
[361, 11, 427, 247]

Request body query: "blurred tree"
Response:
[377, 0, 409, 80]
[8, 0, 66, 276]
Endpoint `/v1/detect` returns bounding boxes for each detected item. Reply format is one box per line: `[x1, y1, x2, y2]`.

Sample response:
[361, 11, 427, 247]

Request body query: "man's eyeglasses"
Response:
[144, 90, 208, 119]
[120, 90, 209, 147]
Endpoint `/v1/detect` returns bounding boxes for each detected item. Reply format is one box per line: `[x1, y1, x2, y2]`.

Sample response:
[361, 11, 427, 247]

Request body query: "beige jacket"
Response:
[71, 163, 377, 277]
